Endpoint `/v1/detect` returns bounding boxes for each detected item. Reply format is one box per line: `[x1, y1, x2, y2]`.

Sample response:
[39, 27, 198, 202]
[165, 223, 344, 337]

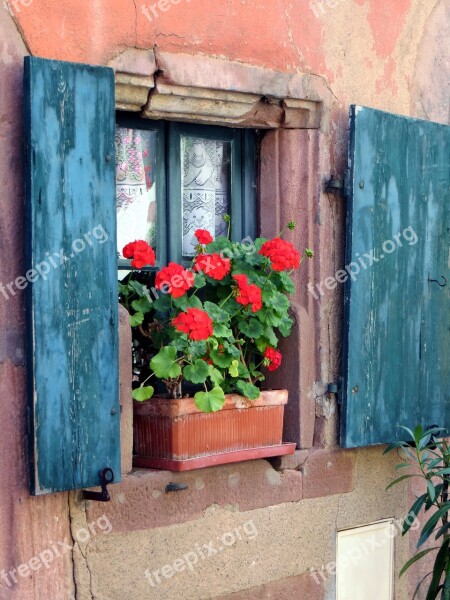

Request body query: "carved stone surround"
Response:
[108, 48, 334, 130]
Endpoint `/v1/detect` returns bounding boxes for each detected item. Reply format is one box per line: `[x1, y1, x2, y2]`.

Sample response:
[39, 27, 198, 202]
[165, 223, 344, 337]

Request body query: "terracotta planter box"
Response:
[133, 389, 295, 471]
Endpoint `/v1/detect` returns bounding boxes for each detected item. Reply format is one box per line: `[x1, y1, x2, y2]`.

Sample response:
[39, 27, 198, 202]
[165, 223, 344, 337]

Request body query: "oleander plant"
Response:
[119, 218, 313, 413]
[385, 426, 450, 600]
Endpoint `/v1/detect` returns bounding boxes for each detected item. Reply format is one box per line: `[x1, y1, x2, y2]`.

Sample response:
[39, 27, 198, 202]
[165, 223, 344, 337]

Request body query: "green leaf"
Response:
[183, 360, 209, 384]
[194, 387, 225, 413]
[150, 346, 182, 379]
[208, 365, 224, 386]
[235, 380, 260, 400]
[433, 468, 450, 476]
[229, 360, 239, 378]
[385, 474, 416, 492]
[204, 301, 229, 323]
[132, 386, 155, 402]
[427, 479, 437, 503]
[187, 295, 203, 309]
[207, 238, 233, 255]
[210, 349, 233, 368]
[171, 337, 188, 352]
[188, 341, 207, 358]
[418, 504, 450, 548]
[224, 343, 241, 358]
[255, 337, 270, 353]
[399, 548, 438, 578]
[194, 272, 206, 288]
[152, 293, 172, 313]
[128, 280, 148, 296]
[129, 312, 144, 327]
[131, 297, 152, 314]
[425, 539, 449, 599]
[214, 323, 234, 338]
[172, 295, 189, 311]
[278, 315, 294, 337]
[259, 308, 283, 327]
[277, 271, 295, 294]
[403, 494, 427, 534]
[383, 441, 409, 455]
[264, 326, 278, 347]
[118, 283, 130, 296]
[238, 318, 264, 339]
[262, 289, 290, 314]
[435, 522, 450, 541]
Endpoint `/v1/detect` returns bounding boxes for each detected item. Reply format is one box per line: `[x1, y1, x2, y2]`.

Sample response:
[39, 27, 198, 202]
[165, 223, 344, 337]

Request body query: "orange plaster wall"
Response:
[11, 0, 412, 82]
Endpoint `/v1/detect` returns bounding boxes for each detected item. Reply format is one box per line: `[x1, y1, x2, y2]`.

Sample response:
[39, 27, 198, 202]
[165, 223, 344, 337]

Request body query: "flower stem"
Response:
[219, 292, 234, 307]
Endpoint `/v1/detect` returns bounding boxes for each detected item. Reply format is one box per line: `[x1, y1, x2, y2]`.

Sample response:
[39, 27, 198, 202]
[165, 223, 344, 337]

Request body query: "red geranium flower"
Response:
[172, 308, 214, 341]
[233, 274, 262, 313]
[195, 229, 214, 245]
[122, 240, 156, 269]
[259, 238, 300, 271]
[264, 347, 282, 371]
[155, 263, 194, 298]
[194, 253, 231, 281]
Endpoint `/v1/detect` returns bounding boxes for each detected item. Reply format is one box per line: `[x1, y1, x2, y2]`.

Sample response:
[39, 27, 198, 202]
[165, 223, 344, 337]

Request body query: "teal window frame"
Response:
[116, 115, 257, 270]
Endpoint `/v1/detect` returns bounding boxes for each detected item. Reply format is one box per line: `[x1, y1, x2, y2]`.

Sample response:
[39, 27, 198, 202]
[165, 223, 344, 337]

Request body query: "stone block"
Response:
[269, 450, 309, 471]
[215, 572, 324, 600]
[302, 449, 356, 499]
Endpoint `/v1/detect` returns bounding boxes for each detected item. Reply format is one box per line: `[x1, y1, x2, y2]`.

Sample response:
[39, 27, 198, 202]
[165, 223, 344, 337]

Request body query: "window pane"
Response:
[115, 127, 157, 259]
[181, 136, 231, 256]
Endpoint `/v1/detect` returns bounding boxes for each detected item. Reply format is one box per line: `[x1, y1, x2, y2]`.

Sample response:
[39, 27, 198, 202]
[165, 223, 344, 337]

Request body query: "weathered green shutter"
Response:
[341, 105, 450, 448]
[24, 57, 121, 494]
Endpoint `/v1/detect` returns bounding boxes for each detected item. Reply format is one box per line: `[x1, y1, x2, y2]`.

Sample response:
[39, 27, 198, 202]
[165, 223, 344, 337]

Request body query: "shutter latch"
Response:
[82, 468, 114, 502]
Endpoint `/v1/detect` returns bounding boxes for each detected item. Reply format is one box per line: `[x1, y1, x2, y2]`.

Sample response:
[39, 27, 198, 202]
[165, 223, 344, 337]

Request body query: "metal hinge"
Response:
[324, 171, 350, 198]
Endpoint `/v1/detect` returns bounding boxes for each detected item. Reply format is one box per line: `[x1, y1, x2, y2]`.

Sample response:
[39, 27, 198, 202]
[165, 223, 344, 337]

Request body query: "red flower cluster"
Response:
[194, 253, 231, 281]
[259, 238, 300, 271]
[233, 274, 262, 313]
[172, 308, 214, 341]
[264, 347, 282, 371]
[155, 262, 194, 298]
[122, 240, 156, 269]
[195, 229, 214, 245]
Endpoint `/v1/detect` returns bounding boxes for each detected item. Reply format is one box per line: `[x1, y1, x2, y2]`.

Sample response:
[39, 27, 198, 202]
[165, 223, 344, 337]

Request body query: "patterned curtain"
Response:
[182, 137, 231, 256]
[115, 128, 157, 259]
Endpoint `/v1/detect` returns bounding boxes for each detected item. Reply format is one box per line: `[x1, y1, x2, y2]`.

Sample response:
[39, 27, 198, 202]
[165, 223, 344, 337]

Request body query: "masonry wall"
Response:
[0, 1, 448, 599]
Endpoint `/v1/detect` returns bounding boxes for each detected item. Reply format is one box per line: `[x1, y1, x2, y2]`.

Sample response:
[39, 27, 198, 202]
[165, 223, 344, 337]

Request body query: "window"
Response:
[115, 116, 257, 272]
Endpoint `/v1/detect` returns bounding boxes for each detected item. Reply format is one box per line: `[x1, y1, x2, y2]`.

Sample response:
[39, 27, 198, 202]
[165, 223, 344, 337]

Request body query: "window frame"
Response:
[116, 114, 258, 270]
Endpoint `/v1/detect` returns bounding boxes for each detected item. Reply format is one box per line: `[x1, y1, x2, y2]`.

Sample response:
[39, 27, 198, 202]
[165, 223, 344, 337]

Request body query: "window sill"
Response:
[83, 459, 303, 533]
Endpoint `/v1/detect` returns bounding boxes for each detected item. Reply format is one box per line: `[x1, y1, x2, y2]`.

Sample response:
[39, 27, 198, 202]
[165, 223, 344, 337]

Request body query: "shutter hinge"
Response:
[324, 172, 350, 198]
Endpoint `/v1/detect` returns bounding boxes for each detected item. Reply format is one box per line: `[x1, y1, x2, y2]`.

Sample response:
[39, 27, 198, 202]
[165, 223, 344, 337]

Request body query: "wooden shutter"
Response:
[24, 57, 121, 494]
[341, 105, 450, 448]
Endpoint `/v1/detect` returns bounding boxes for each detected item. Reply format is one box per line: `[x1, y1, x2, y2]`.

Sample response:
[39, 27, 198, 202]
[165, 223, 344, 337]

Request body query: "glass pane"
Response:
[115, 127, 157, 259]
[181, 136, 231, 256]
